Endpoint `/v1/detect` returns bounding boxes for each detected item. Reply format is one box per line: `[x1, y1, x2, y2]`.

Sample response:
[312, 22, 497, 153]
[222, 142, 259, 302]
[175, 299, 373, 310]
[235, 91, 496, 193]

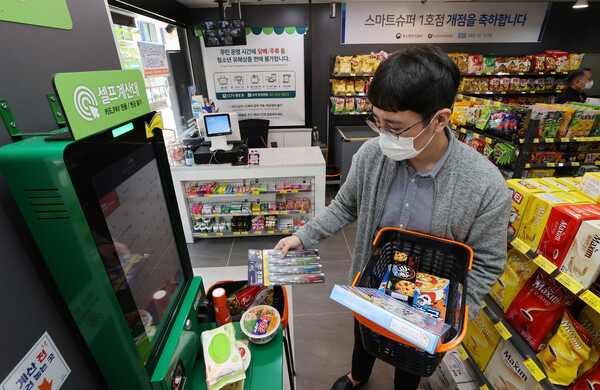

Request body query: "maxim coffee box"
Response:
[463, 309, 502, 371]
[483, 339, 539, 390]
[561, 219, 600, 289]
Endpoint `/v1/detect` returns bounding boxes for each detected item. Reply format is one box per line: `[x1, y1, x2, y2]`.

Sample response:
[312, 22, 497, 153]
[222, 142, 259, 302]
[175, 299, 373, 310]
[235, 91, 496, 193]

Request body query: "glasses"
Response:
[365, 114, 429, 140]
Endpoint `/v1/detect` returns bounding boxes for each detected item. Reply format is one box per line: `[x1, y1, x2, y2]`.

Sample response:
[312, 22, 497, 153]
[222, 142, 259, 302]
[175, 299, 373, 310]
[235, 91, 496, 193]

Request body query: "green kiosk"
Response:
[0, 70, 282, 390]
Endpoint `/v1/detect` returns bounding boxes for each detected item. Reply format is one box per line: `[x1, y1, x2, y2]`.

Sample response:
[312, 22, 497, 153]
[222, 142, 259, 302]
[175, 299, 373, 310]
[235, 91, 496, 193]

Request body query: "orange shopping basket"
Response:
[351, 228, 473, 376]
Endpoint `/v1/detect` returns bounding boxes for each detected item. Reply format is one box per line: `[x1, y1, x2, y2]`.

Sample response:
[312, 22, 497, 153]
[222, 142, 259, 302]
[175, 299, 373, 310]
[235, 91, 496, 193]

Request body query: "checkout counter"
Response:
[331, 126, 377, 186]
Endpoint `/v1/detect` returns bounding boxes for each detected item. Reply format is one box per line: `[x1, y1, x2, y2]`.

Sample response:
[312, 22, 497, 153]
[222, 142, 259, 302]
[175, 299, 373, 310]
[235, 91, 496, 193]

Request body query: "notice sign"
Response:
[341, 2, 551, 44]
[138, 42, 169, 77]
[0, 0, 72, 30]
[200, 27, 306, 126]
[1, 332, 71, 390]
[53, 70, 151, 140]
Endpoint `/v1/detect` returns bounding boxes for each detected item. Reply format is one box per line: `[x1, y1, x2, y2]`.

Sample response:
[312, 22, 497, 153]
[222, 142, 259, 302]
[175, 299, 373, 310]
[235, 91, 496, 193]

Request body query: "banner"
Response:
[200, 27, 306, 126]
[342, 2, 551, 44]
[138, 42, 169, 77]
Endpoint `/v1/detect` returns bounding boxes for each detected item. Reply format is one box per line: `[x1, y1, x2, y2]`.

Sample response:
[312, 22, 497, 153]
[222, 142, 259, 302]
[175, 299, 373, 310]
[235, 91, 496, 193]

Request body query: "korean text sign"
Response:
[342, 2, 551, 44]
[53, 70, 151, 140]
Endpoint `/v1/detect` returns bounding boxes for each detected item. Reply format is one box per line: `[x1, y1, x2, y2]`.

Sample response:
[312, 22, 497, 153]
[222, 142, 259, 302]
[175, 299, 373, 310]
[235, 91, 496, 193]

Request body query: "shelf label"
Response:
[299, 210, 307, 214]
[232, 213, 240, 216]
[475, 72, 482, 75]
[533, 255, 557, 274]
[510, 237, 530, 255]
[500, 91, 506, 94]
[252, 212, 259, 216]
[273, 211, 279, 214]
[282, 230, 290, 234]
[216, 232, 223, 236]
[251, 191, 259, 195]
[204, 194, 211, 197]
[242, 231, 249, 235]
[235, 193, 243, 196]
[518, 72, 524, 75]
[291, 189, 299, 193]
[484, 100, 492, 105]
[280, 190, 288, 194]
[580, 290, 600, 314]
[457, 344, 469, 360]
[494, 321, 512, 340]
[551, 71, 556, 75]
[267, 230, 275, 234]
[469, 97, 477, 102]
[213, 213, 221, 216]
[233, 232, 240, 235]
[556, 272, 584, 294]
[193, 214, 201, 218]
[573, 162, 580, 167]
[280, 211, 288, 214]
[480, 385, 489, 390]
[261, 211, 268, 215]
[523, 359, 546, 382]
[482, 301, 487, 308]
[544, 138, 554, 143]
[538, 72, 544, 75]
[561, 138, 570, 142]
[200, 233, 208, 237]
[255, 231, 262, 235]
[547, 163, 556, 167]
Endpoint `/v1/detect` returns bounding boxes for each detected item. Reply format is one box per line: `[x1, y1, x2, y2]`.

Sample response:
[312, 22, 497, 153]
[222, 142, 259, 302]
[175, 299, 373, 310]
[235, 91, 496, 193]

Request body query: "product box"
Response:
[490, 249, 538, 312]
[329, 285, 451, 354]
[517, 192, 574, 251]
[578, 172, 600, 202]
[413, 272, 450, 321]
[536, 204, 600, 268]
[561, 219, 600, 289]
[463, 309, 502, 371]
[526, 178, 564, 193]
[539, 177, 577, 192]
[557, 177, 582, 189]
[248, 249, 324, 286]
[557, 191, 596, 205]
[507, 179, 546, 236]
[426, 349, 478, 390]
[483, 339, 540, 390]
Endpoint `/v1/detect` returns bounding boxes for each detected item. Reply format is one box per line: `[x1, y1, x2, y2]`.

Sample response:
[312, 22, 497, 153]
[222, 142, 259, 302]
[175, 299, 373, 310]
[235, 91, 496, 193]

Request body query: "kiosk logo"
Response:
[73, 86, 100, 121]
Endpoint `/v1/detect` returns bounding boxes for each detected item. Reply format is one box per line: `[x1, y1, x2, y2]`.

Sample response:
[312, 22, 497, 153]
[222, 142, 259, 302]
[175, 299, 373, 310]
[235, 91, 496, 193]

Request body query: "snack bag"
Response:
[455, 53, 469, 73]
[545, 55, 557, 72]
[510, 77, 521, 92]
[412, 272, 449, 320]
[331, 97, 345, 114]
[495, 57, 510, 73]
[531, 55, 546, 73]
[554, 52, 571, 73]
[519, 56, 532, 73]
[505, 269, 577, 351]
[467, 54, 483, 73]
[201, 324, 246, 390]
[339, 56, 352, 75]
[556, 79, 566, 91]
[482, 57, 496, 73]
[386, 251, 419, 304]
[345, 97, 355, 113]
[499, 77, 511, 92]
[534, 78, 546, 92]
[546, 77, 557, 91]
[490, 248, 538, 312]
[537, 311, 592, 385]
[354, 78, 366, 94]
[355, 97, 367, 113]
[507, 57, 519, 73]
[345, 79, 355, 94]
[489, 77, 501, 92]
[464, 309, 502, 371]
[570, 54, 585, 71]
[330, 78, 345, 95]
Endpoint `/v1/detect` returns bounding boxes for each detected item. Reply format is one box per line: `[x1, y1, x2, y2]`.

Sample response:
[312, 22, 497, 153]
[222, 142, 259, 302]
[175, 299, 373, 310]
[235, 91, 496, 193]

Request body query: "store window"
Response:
[110, 8, 195, 142]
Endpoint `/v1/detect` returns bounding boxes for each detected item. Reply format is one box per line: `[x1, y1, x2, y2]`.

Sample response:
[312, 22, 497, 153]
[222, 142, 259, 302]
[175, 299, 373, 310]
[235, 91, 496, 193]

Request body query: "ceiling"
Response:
[175, 0, 594, 9]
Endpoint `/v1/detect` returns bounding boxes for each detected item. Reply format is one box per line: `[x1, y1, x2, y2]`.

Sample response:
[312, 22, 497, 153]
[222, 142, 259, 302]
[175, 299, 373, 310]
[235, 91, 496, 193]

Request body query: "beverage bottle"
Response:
[185, 146, 195, 167]
[212, 288, 232, 326]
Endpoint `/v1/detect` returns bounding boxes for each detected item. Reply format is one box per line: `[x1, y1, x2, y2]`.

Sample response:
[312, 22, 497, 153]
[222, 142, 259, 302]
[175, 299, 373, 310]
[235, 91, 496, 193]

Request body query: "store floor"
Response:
[189, 185, 424, 390]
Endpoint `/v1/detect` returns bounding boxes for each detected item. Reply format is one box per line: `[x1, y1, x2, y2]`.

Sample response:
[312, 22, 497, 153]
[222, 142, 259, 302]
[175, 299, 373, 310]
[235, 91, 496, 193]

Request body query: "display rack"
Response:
[456, 344, 495, 390]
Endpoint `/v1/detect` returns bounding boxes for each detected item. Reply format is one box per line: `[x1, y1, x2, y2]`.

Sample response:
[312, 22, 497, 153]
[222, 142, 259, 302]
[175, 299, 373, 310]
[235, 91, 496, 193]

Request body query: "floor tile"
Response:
[308, 230, 352, 262]
[228, 235, 283, 266]
[187, 238, 233, 268]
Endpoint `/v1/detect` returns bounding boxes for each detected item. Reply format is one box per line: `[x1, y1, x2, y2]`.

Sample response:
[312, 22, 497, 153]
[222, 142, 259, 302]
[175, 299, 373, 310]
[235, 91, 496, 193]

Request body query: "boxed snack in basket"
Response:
[329, 285, 451, 354]
[463, 309, 502, 371]
[247, 249, 324, 286]
[385, 251, 419, 304]
[483, 339, 540, 390]
[507, 179, 546, 236]
[560, 219, 600, 289]
[490, 248, 538, 312]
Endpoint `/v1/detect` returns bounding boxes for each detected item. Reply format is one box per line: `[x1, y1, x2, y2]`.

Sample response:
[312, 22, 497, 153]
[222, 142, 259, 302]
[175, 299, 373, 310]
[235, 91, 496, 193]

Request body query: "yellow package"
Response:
[463, 309, 502, 371]
[578, 172, 600, 202]
[577, 305, 600, 377]
[490, 248, 538, 312]
[523, 169, 555, 179]
[330, 79, 346, 95]
[527, 178, 565, 193]
[339, 56, 352, 75]
[537, 311, 592, 386]
[553, 178, 580, 192]
[539, 177, 577, 192]
[563, 105, 591, 138]
[345, 79, 355, 94]
[507, 179, 546, 236]
[570, 53, 585, 71]
[354, 78, 366, 94]
[558, 191, 597, 205]
[517, 192, 574, 251]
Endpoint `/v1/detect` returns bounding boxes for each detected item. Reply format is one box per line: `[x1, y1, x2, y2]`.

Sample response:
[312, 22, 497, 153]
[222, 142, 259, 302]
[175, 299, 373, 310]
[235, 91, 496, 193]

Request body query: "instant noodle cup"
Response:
[240, 305, 280, 345]
[505, 269, 577, 352]
[490, 248, 538, 312]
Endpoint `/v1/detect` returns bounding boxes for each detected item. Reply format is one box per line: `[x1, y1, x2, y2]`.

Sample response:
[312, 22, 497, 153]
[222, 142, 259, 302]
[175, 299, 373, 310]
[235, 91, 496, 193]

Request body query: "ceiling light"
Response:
[573, 0, 588, 9]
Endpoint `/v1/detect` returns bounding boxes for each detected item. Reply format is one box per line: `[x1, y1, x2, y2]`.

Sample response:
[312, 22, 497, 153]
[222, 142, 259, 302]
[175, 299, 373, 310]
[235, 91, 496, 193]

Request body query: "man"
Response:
[556, 68, 593, 103]
[276, 45, 511, 390]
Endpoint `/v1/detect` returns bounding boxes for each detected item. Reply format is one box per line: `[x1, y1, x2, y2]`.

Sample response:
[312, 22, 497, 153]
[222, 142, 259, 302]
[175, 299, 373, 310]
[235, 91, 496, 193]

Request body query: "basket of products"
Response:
[351, 228, 473, 376]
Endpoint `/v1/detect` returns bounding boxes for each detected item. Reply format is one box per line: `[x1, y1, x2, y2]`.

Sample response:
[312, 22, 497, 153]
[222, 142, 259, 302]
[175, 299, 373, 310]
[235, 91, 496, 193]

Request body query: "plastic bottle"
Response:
[185, 146, 195, 167]
[212, 288, 232, 326]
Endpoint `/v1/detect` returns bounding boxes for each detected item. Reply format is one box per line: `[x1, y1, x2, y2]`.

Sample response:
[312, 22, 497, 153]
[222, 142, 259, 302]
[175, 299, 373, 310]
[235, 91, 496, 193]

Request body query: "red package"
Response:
[505, 269, 577, 351]
[546, 50, 570, 72]
[467, 54, 483, 73]
[531, 55, 545, 73]
[510, 77, 521, 92]
[545, 54, 557, 73]
[534, 78, 546, 91]
[570, 360, 600, 390]
[489, 77, 501, 92]
[499, 77, 511, 92]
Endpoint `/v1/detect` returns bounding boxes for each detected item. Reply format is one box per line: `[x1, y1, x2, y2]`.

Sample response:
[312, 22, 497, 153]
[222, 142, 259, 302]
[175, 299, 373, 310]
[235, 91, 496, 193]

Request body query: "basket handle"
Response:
[351, 272, 361, 287]
[435, 305, 469, 353]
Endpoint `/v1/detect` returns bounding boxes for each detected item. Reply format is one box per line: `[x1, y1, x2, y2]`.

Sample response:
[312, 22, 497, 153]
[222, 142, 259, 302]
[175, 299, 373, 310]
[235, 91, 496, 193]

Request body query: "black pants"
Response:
[352, 319, 422, 390]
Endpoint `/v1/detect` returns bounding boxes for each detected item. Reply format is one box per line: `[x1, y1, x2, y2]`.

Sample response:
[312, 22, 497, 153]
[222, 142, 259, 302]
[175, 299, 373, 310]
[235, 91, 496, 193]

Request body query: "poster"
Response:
[138, 42, 170, 77]
[200, 27, 306, 126]
[342, 2, 551, 44]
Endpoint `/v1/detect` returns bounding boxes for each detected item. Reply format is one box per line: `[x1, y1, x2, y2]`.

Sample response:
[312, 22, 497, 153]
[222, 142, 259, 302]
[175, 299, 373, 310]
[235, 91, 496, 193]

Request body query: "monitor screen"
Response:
[204, 113, 233, 137]
[201, 19, 246, 47]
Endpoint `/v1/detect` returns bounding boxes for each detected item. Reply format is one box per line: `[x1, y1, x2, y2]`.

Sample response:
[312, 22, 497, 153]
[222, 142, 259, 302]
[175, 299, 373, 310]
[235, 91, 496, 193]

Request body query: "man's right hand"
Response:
[274, 235, 304, 258]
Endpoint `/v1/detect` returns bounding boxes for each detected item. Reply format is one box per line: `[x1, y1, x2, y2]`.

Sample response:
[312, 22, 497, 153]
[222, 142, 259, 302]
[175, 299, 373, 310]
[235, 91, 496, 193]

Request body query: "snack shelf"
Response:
[456, 94, 505, 107]
[481, 295, 566, 390]
[519, 136, 600, 144]
[330, 111, 371, 116]
[192, 229, 295, 238]
[451, 124, 516, 146]
[461, 72, 569, 77]
[462, 90, 562, 96]
[507, 233, 600, 315]
[523, 162, 600, 169]
[186, 189, 311, 199]
[457, 344, 496, 390]
[332, 93, 368, 97]
[331, 73, 375, 78]
[191, 210, 309, 218]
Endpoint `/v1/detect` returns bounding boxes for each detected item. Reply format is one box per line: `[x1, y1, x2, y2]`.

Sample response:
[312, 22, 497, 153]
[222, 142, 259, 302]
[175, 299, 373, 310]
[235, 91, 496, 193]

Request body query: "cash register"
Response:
[193, 112, 248, 165]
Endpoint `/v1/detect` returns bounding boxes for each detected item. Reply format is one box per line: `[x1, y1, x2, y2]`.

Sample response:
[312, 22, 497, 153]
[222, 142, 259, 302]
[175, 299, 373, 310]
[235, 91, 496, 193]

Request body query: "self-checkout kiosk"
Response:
[193, 112, 247, 164]
[0, 70, 281, 390]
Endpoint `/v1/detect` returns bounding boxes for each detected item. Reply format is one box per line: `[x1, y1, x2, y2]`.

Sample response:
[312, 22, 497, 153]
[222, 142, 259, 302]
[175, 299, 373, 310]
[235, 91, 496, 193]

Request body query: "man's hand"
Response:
[275, 235, 304, 258]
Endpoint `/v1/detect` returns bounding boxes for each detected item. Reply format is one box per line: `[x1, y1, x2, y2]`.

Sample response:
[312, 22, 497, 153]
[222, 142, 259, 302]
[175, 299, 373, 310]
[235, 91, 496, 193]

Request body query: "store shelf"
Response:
[461, 71, 569, 77]
[523, 162, 600, 169]
[481, 296, 566, 390]
[331, 73, 374, 78]
[330, 111, 371, 116]
[451, 124, 515, 146]
[456, 94, 505, 107]
[332, 93, 368, 97]
[461, 90, 562, 96]
[191, 210, 309, 218]
[519, 137, 600, 144]
[193, 229, 295, 238]
[458, 344, 495, 390]
[186, 189, 311, 199]
[507, 233, 600, 315]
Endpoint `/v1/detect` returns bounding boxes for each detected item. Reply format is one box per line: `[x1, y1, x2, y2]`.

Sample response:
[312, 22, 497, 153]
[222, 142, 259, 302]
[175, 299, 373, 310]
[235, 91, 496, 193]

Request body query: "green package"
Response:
[483, 57, 496, 73]
[476, 107, 492, 130]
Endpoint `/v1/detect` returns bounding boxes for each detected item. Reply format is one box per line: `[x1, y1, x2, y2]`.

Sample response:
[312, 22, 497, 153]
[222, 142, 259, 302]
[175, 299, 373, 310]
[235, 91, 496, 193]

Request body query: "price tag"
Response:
[523, 359, 547, 381]
[300, 211, 307, 214]
[232, 212, 240, 216]
[547, 163, 556, 167]
[267, 230, 274, 234]
[255, 231, 262, 235]
[510, 237, 531, 255]
[282, 230, 290, 234]
[581, 291, 600, 314]
[556, 272, 584, 294]
[457, 344, 469, 360]
[573, 162, 580, 167]
[494, 321, 512, 340]
[216, 232, 223, 236]
[475, 72, 482, 75]
[242, 231, 249, 235]
[538, 72, 544, 75]
[233, 232, 240, 235]
[551, 71, 556, 75]
[204, 194, 211, 197]
[280, 190, 288, 194]
[251, 191, 259, 195]
[518, 72, 524, 75]
[544, 138, 555, 143]
[469, 97, 477, 102]
[291, 189, 299, 193]
[261, 211, 268, 215]
[200, 233, 208, 237]
[484, 100, 492, 105]
[280, 211, 288, 214]
[485, 138, 493, 144]
[533, 255, 558, 274]
[235, 193, 243, 196]
[480, 385, 489, 390]
[213, 213, 221, 216]
[561, 138, 570, 142]
[482, 301, 487, 308]
[273, 211, 279, 214]
[193, 214, 201, 218]
[501, 91, 506, 94]
[252, 212, 259, 216]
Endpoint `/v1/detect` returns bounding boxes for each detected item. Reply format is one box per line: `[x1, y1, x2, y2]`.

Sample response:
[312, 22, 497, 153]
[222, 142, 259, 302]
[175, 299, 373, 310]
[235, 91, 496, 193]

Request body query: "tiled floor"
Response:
[189, 184, 422, 390]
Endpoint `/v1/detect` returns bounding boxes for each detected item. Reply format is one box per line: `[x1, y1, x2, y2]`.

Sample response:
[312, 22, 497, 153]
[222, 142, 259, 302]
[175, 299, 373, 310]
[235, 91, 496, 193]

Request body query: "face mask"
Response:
[585, 80, 594, 90]
[378, 112, 438, 161]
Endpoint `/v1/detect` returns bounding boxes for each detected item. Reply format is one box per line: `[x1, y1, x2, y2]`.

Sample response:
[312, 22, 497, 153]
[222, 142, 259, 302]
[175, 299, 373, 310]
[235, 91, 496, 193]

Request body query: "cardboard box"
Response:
[561, 219, 600, 289]
[490, 249, 538, 312]
[463, 309, 502, 371]
[426, 350, 478, 390]
[517, 192, 574, 251]
[557, 191, 597, 205]
[578, 172, 600, 202]
[483, 339, 540, 390]
[557, 177, 582, 189]
[537, 204, 600, 268]
[507, 180, 546, 236]
[538, 177, 577, 192]
[526, 178, 564, 193]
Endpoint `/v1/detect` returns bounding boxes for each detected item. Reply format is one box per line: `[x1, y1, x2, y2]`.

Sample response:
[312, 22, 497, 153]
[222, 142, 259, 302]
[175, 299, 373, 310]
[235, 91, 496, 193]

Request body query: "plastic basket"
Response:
[351, 228, 473, 376]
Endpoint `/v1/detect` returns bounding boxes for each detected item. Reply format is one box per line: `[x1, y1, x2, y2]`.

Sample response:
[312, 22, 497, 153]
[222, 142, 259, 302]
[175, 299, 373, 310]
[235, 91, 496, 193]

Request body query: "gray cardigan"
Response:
[295, 136, 511, 320]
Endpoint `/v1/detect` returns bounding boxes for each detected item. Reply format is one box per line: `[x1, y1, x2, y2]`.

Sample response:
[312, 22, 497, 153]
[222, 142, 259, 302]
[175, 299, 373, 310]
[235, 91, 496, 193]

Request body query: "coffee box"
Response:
[537, 204, 600, 268]
[426, 349, 478, 390]
[507, 179, 546, 236]
[483, 339, 540, 390]
[556, 177, 582, 190]
[463, 309, 502, 371]
[561, 219, 600, 289]
[490, 249, 538, 312]
[540, 177, 578, 192]
[527, 178, 566, 193]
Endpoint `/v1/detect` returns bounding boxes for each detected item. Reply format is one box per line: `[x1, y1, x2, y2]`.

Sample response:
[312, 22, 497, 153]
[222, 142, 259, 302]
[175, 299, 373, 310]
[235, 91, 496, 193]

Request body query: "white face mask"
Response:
[378, 113, 438, 161]
[585, 80, 594, 90]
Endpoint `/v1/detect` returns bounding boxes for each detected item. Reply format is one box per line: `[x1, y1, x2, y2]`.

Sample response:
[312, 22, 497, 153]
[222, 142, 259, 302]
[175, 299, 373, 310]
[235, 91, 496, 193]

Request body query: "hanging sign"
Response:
[138, 42, 170, 77]
[200, 27, 306, 126]
[341, 2, 551, 44]
[53, 70, 151, 140]
[1, 332, 71, 390]
[0, 0, 72, 30]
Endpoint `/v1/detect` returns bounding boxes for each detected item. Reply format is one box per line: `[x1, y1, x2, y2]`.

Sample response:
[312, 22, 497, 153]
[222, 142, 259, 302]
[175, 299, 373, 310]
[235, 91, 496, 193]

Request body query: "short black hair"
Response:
[367, 45, 460, 117]
[567, 69, 586, 85]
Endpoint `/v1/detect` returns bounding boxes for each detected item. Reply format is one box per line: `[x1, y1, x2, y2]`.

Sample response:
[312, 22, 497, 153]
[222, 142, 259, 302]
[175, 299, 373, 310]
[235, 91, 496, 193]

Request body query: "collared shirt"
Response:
[377, 127, 454, 234]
